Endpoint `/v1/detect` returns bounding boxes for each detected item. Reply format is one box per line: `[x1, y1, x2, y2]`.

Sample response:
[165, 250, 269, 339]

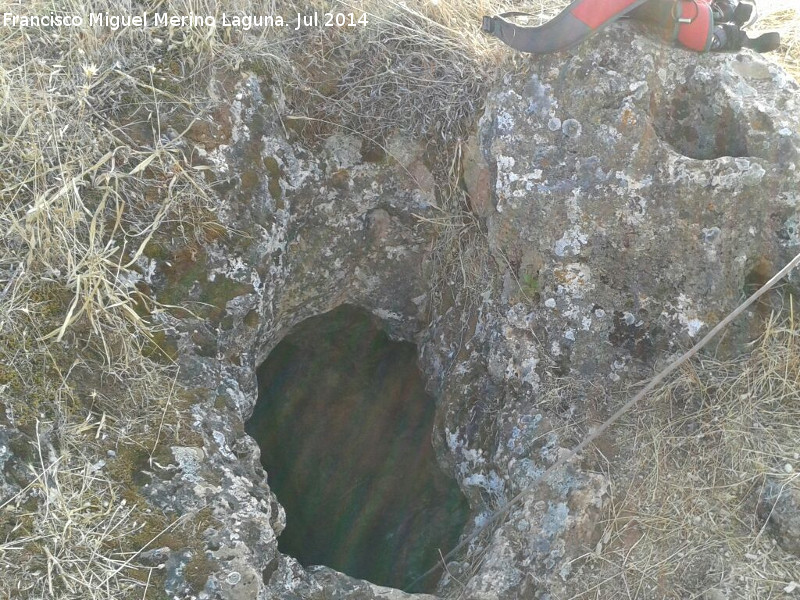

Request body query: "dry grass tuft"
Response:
[417, 141, 493, 319]
[0, 0, 284, 375]
[574, 311, 800, 598]
[281, 0, 517, 141]
[0, 422, 158, 600]
[0, 2, 284, 597]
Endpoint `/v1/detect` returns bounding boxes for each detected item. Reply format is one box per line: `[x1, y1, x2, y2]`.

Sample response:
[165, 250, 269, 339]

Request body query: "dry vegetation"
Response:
[758, 0, 800, 80]
[1, 422, 165, 599]
[0, 1, 284, 596]
[0, 0, 799, 598]
[572, 312, 800, 599]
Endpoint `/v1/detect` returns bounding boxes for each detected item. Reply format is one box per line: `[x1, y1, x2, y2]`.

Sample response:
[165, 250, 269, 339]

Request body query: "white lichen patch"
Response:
[371, 308, 404, 323]
[663, 293, 706, 337]
[212, 430, 237, 461]
[384, 245, 410, 260]
[505, 304, 535, 330]
[711, 159, 766, 189]
[463, 470, 506, 498]
[446, 428, 486, 466]
[200, 144, 231, 173]
[519, 356, 540, 389]
[446, 428, 506, 499]
[608, 356, 630, 382]
[261, 135, 318, 191]
[496, 109, 516, 136]
[170, 446, 205, 480]
[494, 155, 518, 212]
[554, 225, 588, 257]
[565, 188, 582, 222]
[323, 134, 362, 170]
[781, 215, 800, 247]
[561, 119, 582, 139]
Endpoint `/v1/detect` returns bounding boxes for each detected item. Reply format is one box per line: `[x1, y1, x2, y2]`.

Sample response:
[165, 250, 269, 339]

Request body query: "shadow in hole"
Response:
[246, 305, 469, 592]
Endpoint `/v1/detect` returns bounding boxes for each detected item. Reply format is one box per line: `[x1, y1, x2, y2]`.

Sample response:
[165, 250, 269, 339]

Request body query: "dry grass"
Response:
[0, 0, 281, 376]
[0, 422, 158, 600]
[415, 141, 493, 323]
[280, 0, 512, 141]
[757, 0, 800, 81]
[573, 311, 800, 598]
[0, 2, 285, 598]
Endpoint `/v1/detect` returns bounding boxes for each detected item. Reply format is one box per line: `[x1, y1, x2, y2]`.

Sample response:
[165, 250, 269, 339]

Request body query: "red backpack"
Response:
[481, 0, 779, 54]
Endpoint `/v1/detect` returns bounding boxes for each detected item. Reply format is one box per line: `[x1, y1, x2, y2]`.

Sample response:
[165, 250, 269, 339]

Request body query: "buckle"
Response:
[671, 1, 699, 25]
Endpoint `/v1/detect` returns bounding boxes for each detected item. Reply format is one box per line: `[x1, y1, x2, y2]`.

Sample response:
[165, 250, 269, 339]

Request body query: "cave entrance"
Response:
[246, 305, 469, 593]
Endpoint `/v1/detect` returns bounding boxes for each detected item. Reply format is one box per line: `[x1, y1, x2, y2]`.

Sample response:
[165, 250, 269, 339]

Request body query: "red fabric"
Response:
[571, 0, 643, 29]
[677, 0, 713, 51]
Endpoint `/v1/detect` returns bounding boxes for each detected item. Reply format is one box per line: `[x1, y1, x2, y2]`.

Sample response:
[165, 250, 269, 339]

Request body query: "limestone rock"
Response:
[150, 26, 799, 598]
[759, 477, 800, 556]
[420, 25, 800, 599]
[309, 566, 439, 600]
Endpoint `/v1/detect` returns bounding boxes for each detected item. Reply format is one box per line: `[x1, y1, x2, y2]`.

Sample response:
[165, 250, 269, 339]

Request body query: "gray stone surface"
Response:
[146, 27, 799, 599]
[760, 477, 800, 557]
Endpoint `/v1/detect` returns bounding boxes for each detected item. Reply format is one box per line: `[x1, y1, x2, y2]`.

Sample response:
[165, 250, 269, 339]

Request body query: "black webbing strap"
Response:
[482, 12, 537, 35]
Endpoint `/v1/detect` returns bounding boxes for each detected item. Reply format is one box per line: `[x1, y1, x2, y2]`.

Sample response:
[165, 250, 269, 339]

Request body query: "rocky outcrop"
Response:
[760, 477, 800, 557]
[6, 23, 798, 600]
[141, 24, 800, 600]
[419, 24, 800, 599]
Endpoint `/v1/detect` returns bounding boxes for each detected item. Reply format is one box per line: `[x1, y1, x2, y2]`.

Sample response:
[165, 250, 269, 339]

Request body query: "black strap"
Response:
[744, 31, 781, 53]
[482, 12, 538, 35]
[481, 0, 652, 55]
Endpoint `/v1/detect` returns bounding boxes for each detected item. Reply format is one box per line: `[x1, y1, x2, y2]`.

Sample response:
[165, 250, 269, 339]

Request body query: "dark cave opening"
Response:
[245, 305, 470, 593]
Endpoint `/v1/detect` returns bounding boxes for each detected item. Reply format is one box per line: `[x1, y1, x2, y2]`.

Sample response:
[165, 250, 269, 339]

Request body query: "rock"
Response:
[759, 477, 800, 556]
[309, 566, 439, 600]
[462, 135, 494, 218]
[148, 26, 799, 598]
[417, 25, 799, 598]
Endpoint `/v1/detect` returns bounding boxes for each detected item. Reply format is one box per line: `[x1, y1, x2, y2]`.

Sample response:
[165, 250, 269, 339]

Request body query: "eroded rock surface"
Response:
[760, 477, 800, 557]
[10, 24, 796, 600]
